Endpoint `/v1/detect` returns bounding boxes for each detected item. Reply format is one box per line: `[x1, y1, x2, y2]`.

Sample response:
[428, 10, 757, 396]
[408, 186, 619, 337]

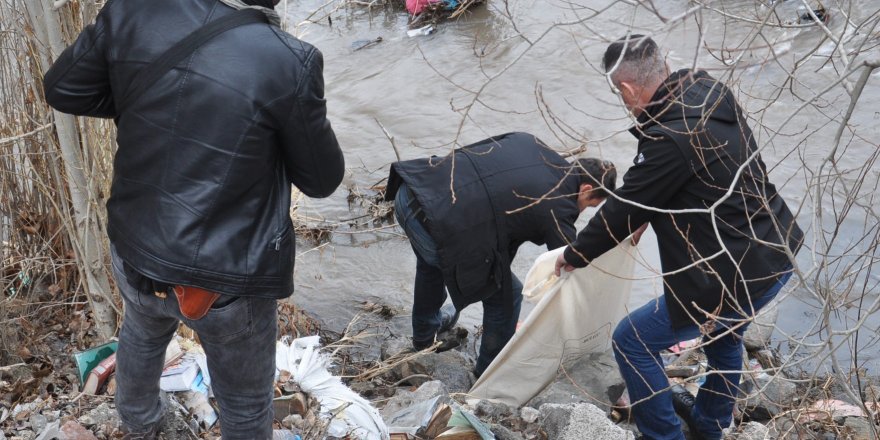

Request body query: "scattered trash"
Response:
[407, 25, 435, 37]
[160, 353, 201, 392]
[72, 340, 117, 385]
[352, 37, 384, 51]
[276, 336, 389, 440]
[798, 6, 829, 25]
[82, 352, 115, 394]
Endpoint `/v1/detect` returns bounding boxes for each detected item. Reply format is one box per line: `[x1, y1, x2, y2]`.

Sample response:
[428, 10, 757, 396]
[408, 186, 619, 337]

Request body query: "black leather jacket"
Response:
[43, 0, 344, 298]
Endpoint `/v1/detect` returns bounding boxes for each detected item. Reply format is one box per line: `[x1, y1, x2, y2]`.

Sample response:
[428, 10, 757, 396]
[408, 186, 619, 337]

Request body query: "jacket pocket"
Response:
[272, 226, 294, 273]
[452, 250, 503, 305]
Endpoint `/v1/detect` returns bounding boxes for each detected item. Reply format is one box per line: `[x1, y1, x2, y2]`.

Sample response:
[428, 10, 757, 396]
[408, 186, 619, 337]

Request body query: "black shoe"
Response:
[670, 385, 709, 440]
[670, 384, 695, 419]
[438, 304, 460, 333]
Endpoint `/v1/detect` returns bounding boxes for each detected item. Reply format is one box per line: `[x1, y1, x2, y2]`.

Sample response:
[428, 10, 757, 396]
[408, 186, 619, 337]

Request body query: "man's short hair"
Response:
[574, 158, 617, 198]
[602, 34, 666, 86]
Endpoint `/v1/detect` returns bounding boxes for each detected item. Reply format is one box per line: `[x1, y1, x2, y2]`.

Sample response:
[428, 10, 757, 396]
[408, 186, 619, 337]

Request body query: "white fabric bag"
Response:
[469, 242, 636, 406]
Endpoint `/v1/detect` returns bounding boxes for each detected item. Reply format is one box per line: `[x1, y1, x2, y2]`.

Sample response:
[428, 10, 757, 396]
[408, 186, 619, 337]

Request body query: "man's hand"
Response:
[631, 223, 648, 245]
[555, 251, 576, 277]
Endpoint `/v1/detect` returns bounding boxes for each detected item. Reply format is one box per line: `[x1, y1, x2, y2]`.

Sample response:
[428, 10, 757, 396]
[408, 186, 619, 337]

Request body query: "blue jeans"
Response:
[612, 272, 792, 440]
[395, 184, 523, 375]
[111, 247, 277, 440]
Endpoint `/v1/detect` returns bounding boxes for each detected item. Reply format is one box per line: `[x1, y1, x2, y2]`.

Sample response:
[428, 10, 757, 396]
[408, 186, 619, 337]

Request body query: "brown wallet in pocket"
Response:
[172, 285, 221, 320]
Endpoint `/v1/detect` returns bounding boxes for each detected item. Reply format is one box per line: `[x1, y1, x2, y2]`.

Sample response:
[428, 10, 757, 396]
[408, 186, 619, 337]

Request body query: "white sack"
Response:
[276, 336, 389, 440]
[469, 242, 636, 406]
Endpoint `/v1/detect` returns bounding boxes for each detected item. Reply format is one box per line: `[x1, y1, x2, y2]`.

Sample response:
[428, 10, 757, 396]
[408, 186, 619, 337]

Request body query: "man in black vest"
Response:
[555, 36, 803, 440]
[43, 0, 343, 438]
[386, 132, 617, 376]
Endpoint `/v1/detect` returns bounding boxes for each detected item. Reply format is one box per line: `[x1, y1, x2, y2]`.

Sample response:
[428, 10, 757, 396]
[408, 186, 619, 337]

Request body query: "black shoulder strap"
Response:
[118, 9, 268, 112]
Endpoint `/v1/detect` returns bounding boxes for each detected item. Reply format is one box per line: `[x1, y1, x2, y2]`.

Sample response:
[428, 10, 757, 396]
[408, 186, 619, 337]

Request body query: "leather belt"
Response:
[406, 185, 428, 226]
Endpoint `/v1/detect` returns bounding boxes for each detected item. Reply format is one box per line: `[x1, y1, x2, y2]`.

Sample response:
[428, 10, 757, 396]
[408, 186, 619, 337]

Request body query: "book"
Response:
[160, 355, 200, 392]
[82, 352, 116, 394]
[73, 340, 118, 384]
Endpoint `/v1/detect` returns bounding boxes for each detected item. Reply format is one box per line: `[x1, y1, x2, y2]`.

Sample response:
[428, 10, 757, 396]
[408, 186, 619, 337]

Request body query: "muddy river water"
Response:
[282, 0, 880, 373]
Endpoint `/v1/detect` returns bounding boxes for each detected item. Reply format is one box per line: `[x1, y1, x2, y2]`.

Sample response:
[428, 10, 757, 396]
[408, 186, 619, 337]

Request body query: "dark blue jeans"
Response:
[111, 247, 277, 440]
[395, 184, 522, 375]
[612, 272, 792, 440]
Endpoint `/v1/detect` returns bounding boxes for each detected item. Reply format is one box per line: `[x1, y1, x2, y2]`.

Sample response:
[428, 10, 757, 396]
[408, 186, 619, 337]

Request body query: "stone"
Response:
[77, 403, 115, 427]
[381, 336, 413, 360]
[491, 423, 525, 440]
[743, 301, 779, 351]
[538, 403, 634, 440]
[722, 421, 769, 440]
[393, 351, 474, 393]
[538, 403, 574, 440]
[864, 384, 880, 403]
[842, 417, 877, 440]
[381, 380, 450, 420]
[59, 421, 99, 440]
[282, 414, 303, 429]
[739, 373, 798, 419]
[474, 399, 513, 421]
[528, 350, 623, 409]
[28, 414, 48, 432]
[520, 407, 540, 424]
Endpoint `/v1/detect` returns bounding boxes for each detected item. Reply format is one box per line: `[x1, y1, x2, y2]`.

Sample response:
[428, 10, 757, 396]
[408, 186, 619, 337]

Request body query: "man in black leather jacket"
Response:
[43, 0, 344, 437]
[555, 36, 802, 440]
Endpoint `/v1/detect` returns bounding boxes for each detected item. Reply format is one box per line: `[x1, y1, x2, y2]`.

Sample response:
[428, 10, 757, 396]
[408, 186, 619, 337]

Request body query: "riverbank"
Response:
[2, 295, 878, 439]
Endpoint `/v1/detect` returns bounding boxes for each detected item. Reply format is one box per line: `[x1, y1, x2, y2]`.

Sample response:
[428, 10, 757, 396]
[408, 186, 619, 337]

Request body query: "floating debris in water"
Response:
[352, 37, 384, 51]
[798, 6, 829, 25]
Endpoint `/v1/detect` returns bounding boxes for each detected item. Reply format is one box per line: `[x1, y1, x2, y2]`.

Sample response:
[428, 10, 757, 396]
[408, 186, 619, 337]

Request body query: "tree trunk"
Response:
[25, 0, 118, 340]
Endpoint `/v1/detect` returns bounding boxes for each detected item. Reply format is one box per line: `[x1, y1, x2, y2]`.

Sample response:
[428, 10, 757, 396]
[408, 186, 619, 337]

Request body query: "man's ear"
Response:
[618, 80, 637, 100]
[579, 183, 594, 195]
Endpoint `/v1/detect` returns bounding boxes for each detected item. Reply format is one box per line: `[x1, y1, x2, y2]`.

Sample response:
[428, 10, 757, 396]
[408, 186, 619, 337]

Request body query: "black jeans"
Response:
[111, 247, 277, 439]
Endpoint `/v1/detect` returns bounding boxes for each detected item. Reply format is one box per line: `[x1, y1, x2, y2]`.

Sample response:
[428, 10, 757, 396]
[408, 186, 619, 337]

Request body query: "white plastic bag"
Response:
[469, 242, 636, 406]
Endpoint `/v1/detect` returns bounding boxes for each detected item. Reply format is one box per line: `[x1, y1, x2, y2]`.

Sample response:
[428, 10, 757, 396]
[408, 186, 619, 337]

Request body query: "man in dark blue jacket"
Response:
[555, 36, 802, 440]
[43, 0, 343, 438]
[386, 132, 617, 376]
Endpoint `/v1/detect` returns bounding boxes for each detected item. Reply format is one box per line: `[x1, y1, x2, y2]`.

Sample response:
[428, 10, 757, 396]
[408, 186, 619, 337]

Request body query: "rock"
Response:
[528, 350, 623, 409]
[282, 414, 303, 429]
[743, 302, 779, 351]
[77, 403, 115, 427]
[538, 403, 575, 440]
[722, 421, 769, 440]
[520, 407, 540, 424]
[474, 399, 513, 421]
[381, 380, 448, 419]
[491, 423, 525, 440]
[539, 403, 634, 440]
[34, 421, 61, 440]
[842, 417, 877, 440]
[15, 430, 36, 440]
[739, 373, 797, 419]
[59, 421, 99, 440]
[393, 351, 474, 393]
[381, 336, 413, 360]
[29, 414, 48, 432]
[864, 384, 880, 403]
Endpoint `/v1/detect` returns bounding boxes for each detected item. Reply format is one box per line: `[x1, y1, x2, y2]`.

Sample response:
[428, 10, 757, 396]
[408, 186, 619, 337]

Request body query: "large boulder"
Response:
[538, 403, 635, 440]
[528, 350, 624, 409]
